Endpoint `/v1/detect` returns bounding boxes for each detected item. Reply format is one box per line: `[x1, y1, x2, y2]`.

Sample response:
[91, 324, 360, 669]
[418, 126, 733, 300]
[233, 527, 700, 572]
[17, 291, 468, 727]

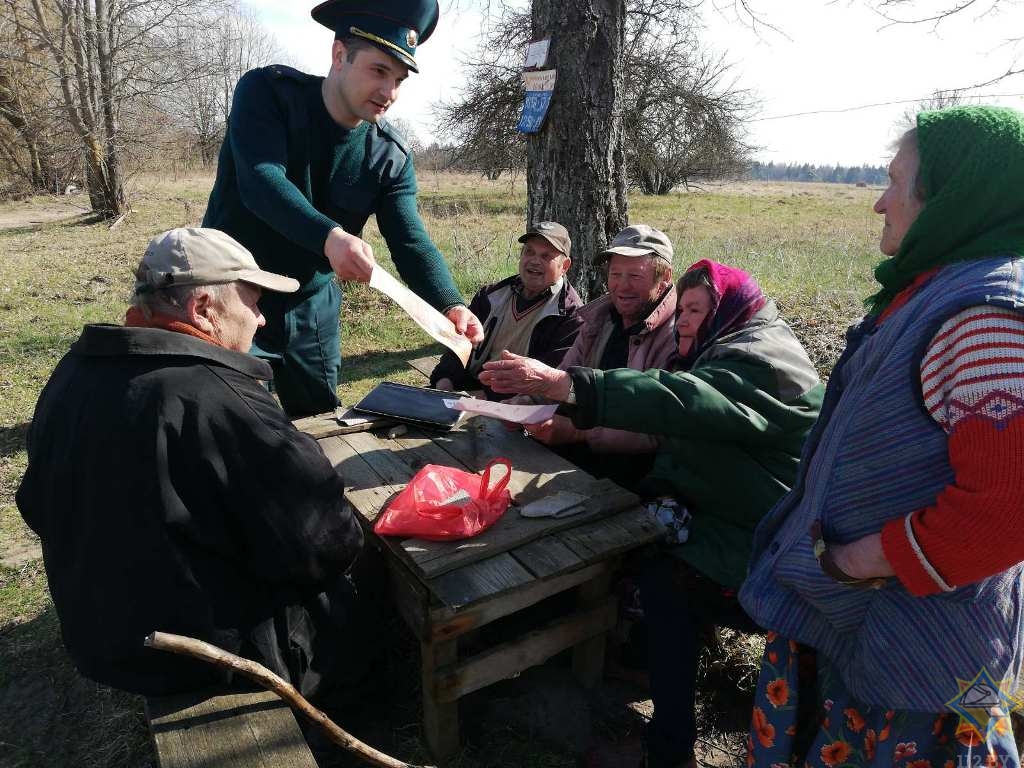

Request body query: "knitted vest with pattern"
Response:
[739, 255, 1024, 711]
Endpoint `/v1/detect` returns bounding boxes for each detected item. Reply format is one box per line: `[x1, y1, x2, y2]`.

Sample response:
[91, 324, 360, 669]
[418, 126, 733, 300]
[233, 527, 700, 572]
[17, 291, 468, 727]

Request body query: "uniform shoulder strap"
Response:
[262, 64, 321, 86]
[375, 118, 411, 156]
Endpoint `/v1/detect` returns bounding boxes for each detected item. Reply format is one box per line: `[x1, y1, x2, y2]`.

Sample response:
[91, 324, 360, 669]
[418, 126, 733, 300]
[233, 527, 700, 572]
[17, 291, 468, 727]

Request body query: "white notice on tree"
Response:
[442, 398, 558, 425]
[369, 265, 472, 367]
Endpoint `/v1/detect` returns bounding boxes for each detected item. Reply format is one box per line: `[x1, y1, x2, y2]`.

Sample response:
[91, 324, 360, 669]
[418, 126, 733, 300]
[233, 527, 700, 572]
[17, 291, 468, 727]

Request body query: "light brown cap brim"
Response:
[598, 245, 670, 263]
[236, 269, 300, 294]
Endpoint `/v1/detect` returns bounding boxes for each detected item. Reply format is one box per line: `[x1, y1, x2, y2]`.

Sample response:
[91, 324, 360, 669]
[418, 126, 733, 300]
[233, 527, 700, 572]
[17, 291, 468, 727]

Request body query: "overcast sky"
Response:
[249, 0, 1024, 166]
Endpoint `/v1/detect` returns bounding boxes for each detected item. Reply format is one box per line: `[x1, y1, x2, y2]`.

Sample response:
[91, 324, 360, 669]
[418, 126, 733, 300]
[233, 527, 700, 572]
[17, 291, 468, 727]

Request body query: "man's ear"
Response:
[331, 40, 348, 72]
[561, 256, 572, 276]
[185, 289, 216, 334]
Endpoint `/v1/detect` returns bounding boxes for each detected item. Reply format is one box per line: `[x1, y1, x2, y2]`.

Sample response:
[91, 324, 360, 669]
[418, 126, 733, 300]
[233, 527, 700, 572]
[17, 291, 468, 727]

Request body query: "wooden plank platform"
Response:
[300, 410, 661, 762]
[146, 690, 316, 768]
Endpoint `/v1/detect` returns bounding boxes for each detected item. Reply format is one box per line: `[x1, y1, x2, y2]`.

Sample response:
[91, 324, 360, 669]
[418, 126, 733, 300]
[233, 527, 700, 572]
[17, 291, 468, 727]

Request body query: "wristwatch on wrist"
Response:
[564, 376, 577, 405]
[810, 521, 888, 590]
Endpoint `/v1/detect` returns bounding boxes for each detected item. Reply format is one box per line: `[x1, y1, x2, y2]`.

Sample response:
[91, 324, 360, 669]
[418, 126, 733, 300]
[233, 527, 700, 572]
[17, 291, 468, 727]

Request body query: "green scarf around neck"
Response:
[866, 105, 1024, 314]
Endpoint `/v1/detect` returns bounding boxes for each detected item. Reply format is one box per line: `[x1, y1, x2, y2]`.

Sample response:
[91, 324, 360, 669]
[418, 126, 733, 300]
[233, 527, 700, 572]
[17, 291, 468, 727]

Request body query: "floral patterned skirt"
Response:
[747, 633, 1020, 768]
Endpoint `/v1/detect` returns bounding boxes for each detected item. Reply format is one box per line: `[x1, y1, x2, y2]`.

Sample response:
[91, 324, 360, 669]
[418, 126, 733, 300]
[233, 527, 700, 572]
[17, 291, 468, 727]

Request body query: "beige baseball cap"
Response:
[598, 224, 673, 265]
[134, 228, 299, 295]
[518, 221, 572, 257]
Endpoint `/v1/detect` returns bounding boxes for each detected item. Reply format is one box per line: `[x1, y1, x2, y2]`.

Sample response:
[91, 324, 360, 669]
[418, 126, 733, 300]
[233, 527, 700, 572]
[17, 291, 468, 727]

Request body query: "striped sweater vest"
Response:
[739, 256, 1024, 711]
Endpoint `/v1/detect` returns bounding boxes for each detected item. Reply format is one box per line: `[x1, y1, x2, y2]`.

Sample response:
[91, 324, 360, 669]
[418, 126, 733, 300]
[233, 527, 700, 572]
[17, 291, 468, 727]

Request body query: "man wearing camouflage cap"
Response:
[203, 0, 483, 417]
[430, 221, 584, 398]
[17, 228, 363, 698]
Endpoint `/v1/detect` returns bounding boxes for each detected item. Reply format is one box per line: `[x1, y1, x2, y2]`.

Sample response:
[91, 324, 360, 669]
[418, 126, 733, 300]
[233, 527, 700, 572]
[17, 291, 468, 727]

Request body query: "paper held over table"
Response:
[443, 397, 558, 425]
[369, 265, 472, 366]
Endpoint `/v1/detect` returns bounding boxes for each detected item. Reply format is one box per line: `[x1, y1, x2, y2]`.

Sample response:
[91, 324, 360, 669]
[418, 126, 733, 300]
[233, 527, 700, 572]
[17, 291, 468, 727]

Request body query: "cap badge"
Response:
[407, 29, 418, 48]
[538, 222, 554, 230]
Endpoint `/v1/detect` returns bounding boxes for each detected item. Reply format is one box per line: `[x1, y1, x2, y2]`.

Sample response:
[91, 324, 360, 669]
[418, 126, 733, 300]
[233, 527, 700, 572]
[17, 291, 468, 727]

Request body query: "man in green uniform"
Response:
[203, 0, 483, 417]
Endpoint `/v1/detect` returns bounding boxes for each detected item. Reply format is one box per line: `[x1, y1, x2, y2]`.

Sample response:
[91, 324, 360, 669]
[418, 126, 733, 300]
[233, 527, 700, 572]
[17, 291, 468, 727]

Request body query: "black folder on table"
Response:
[353, 381, 463, 431]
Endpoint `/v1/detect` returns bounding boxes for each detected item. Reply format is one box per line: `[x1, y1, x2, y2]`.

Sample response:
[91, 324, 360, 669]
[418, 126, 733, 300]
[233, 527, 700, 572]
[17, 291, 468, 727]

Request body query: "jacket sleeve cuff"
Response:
[566, 366, 599, 428]
[880, 513, 956, 597]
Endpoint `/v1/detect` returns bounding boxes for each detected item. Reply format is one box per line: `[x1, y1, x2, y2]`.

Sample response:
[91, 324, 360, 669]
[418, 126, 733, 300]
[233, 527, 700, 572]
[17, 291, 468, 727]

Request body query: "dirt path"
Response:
[0, 197, 89, 230]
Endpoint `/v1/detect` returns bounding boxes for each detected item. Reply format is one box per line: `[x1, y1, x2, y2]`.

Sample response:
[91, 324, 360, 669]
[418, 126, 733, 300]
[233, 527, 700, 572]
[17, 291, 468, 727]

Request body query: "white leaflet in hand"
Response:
[441, 397, 558, 425]
[369, 265, 472, 366]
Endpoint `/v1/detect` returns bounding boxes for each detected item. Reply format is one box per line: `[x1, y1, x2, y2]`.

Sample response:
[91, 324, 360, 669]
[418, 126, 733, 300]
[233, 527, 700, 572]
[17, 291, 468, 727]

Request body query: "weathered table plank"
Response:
[511, 537, 585, 579]
[407, 354, 442, 379]
[558, 506, 661, 563]
[428, 553, 534, 608]
[146, 690, 317, 768]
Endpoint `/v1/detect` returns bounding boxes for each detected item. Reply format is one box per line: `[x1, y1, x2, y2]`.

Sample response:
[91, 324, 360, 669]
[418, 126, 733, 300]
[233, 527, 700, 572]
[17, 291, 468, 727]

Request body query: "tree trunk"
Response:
[527, 0, 628, 302]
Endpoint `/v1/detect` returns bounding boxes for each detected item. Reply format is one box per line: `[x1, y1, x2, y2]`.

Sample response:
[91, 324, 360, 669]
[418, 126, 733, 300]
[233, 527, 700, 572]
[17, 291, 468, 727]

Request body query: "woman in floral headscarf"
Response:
[740, 106, 1024, 768]
[481, 258, 824, 768]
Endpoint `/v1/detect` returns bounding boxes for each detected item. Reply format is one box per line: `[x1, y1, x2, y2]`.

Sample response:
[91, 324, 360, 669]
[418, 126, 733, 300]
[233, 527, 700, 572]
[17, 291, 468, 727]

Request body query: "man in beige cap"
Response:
[430, 221, 583, 399]
[479, 224, 677, 487]
[17, 227, 363, 699]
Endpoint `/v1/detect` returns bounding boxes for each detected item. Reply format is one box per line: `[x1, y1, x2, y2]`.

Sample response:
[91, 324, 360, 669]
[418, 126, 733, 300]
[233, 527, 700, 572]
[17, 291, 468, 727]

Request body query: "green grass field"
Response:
[0, 171, 885, 767]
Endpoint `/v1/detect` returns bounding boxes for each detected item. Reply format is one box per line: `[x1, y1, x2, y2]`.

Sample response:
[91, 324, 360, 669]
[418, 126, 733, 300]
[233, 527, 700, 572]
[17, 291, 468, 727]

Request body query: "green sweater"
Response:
[204, 65, 464, 307]
[569, 303, 824, 588]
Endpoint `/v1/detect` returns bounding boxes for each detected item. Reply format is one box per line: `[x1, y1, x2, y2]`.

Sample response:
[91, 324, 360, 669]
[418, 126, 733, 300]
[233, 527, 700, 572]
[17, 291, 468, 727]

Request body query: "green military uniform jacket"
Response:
[569, 302, 824, 589]
[203, 65, 465, 415]
[205, 64, 463, 303]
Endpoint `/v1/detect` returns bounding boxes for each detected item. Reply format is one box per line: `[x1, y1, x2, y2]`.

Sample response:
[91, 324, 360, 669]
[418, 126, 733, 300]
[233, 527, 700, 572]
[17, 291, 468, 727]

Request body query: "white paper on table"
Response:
[369, 265, 472, 367]
[442, 398, 558, 425]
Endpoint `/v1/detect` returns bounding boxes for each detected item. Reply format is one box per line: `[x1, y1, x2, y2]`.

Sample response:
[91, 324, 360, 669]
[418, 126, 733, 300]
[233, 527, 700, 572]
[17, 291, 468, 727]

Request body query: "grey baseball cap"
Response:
[598, 224, 673, 265]
[518, 221, 572, 257]
[134, 228, 299, 295]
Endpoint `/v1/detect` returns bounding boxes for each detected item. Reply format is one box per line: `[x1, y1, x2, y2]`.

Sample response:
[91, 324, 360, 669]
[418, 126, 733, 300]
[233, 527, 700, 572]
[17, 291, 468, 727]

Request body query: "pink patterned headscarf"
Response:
[676, 259, 767, 369]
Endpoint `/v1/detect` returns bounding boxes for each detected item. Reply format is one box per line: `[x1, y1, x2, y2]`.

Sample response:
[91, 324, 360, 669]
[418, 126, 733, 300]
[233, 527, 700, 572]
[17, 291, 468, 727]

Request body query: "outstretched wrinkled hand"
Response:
[479, 351, 570, 399]
[445, 305, 485, 344]
[524, 415, 583, 446]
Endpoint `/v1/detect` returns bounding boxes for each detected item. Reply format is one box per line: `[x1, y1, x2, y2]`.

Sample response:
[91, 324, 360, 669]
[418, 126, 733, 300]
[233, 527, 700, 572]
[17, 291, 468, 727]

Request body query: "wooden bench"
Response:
[145, 689, 317, 767]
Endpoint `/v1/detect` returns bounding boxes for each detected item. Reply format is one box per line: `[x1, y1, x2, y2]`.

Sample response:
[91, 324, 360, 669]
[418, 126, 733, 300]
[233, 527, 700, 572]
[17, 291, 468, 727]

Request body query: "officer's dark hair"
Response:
[335, 35, 376, 63]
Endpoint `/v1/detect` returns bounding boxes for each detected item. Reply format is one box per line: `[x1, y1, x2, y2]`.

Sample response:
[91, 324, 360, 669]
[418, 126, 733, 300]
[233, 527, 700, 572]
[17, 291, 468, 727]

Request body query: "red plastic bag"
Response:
[373, 458, 513, 540]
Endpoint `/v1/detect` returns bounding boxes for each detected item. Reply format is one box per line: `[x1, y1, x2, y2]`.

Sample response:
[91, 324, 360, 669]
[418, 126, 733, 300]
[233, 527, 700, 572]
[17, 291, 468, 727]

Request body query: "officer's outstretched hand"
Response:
[445, 305, 485, 344]
[325, 227, 375, 282]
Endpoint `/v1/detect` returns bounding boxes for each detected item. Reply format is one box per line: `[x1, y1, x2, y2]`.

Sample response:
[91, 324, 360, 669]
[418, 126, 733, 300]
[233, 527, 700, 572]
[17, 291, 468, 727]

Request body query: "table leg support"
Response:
[572, 571, 612, 688]
[421, 637, 459, 761]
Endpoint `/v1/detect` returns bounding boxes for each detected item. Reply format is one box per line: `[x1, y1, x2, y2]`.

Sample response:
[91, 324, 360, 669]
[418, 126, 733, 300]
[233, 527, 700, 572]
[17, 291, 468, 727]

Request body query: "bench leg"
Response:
[421, 637, 459, 761]
[572, 571, 612, 688]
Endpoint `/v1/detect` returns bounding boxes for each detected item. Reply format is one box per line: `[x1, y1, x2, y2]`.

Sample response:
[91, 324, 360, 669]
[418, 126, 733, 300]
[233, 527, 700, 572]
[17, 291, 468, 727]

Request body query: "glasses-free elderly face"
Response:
[606, 253, 673, 326]
[873, 140, 924, 257]
[518, 236, 570, 300]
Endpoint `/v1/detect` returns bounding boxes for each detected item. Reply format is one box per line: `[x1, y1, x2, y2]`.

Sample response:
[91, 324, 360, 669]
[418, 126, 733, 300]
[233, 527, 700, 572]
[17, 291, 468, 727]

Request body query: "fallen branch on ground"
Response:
[144, 631, 435, 768]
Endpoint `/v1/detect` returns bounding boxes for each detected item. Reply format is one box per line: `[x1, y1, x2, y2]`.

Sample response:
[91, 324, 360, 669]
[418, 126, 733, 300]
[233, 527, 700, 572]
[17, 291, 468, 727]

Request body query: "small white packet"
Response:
[519, 491, 587, 519]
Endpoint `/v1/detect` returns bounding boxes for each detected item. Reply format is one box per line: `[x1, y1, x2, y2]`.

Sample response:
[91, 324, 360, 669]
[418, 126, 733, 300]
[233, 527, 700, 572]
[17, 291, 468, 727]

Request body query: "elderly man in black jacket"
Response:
[16, 227, 363, 699]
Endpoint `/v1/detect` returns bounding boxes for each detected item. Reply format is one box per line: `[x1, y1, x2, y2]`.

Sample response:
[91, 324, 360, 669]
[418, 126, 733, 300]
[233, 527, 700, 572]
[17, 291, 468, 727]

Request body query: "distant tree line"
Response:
[746, 161, 888, 186]
[0, 0, 284, 217]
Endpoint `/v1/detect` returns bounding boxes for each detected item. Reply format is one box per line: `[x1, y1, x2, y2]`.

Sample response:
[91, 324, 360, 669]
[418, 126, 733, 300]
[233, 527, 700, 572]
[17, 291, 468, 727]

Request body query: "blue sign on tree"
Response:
[517, 70, 556, 134]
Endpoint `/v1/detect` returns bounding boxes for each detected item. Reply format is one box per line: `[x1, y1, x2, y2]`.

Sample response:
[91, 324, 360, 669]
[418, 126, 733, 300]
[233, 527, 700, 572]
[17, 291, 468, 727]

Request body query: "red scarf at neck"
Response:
[124, 307, 223, 347]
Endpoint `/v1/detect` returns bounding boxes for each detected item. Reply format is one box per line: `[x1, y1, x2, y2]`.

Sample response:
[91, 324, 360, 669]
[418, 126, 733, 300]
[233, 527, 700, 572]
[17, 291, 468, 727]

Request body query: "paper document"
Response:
[369, 265, 472, 367]
[443, 397, 558, 425]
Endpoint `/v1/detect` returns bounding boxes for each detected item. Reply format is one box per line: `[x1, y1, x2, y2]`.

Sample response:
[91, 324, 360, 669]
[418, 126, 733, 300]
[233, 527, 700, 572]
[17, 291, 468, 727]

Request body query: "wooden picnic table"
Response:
[295, 411, 662, 761]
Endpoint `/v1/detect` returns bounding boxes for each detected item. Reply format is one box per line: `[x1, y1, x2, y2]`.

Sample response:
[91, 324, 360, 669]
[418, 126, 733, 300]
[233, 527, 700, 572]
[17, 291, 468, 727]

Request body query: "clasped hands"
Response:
[324, 227, 483, 343]
[479, 351, 582, 445]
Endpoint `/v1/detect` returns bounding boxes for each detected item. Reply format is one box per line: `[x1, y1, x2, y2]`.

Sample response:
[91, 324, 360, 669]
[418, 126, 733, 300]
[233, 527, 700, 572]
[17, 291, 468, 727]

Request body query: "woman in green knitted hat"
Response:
[738, 105, 1024, 768]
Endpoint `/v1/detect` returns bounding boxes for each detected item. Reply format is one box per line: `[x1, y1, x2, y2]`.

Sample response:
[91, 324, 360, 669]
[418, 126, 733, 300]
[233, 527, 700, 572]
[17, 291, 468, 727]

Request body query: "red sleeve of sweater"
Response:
[880, 305, 1024, 597]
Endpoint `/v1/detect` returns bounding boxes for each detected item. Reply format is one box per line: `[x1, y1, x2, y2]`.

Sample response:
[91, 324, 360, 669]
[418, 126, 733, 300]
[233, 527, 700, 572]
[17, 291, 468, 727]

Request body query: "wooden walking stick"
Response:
[144, 631, 435, 768]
